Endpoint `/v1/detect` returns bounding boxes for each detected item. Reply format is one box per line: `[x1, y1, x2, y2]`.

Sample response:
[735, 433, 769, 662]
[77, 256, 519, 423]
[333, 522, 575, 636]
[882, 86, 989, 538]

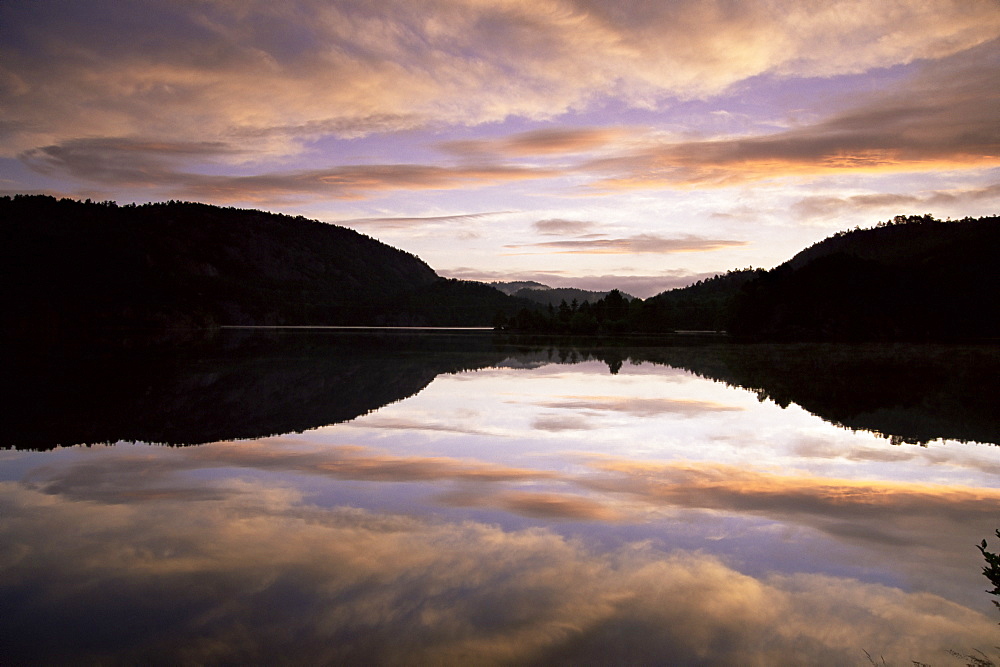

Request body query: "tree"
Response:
[979, 529, 1000, 613]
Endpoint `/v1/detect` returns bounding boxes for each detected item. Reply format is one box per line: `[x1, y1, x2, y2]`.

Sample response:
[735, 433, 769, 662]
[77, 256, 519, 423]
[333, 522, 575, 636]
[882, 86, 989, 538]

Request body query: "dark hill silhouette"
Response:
[2, 195, 445, 337]
[730, 215, 1000, 340]
[5, 197, 997, 341]
[383, 278, 539, 327]
[641, 268, 765, 332]
[504, 215, 999, 339]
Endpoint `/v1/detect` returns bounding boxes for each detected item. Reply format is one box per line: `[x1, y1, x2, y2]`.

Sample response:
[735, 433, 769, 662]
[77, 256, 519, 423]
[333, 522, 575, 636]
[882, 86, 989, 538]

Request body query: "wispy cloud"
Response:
[338, 211, 512, 231]
[504, 234, 747, 255]
[792, 183, 1000, 220]
[437, 488, 622, 521]
[22, 138, 558, 202]
[190, 440, 553, 483]
[20, 137, 244, 185]
[582, 41, 1000, 190]
[440, 128, 626, 159]
[532, 414, 595, 432]
[532, 218, 599, 235]
[532, 395, 743, 417]
[582, 459, 1000, 546]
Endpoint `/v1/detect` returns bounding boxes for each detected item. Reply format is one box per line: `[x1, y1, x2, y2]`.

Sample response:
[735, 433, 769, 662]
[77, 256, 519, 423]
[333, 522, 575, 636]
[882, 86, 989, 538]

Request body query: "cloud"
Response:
[532, 395, 743, 417]
[342, 416, 508, 437]
[184, 164, 558, 202]
[581, 40, 1000, 189]
[504, 233, 747, 254]
[580, 459, 1000, 548]
[532, 218, 599, 235]
[20, 137, 244, 185]
[4, 0, 997, 158]
[1, 475, 996, 664]
[792, 183, 1000, 220]
[792, 438, 1000, 476]
[21, 441, 554, 504]
[339, 211, 512, 230]
[440, 127, 625, 159]
[437, 488, 622, 521]
[21, 138, 558, 202]
[532, 414, 596, 431]
[188, 439, 555, 484]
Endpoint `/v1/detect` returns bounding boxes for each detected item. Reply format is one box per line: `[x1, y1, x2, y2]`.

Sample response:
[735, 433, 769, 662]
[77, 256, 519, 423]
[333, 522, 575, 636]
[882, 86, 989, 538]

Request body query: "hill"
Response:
[491, 281, 633, 307]
[641, 268, 765, 332]
[730, 214, 1000, 340]
[499, 214, 999, 340]
[1, 195, 538, 337]
[6, 197, 996, 341]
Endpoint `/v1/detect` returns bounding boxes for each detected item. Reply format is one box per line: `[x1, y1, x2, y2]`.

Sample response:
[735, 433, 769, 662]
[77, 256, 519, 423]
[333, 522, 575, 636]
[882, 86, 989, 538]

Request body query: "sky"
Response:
[2, 1, 999, 297]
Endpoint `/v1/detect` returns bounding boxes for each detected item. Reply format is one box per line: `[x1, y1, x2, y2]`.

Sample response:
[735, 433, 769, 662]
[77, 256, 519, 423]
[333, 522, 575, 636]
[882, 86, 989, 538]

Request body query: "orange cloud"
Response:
[6, 0, 998, 159]
[440, 127, 626, 159]
[438, 488, 622, 521]
[582, 41, 1000, 189]
[188, 440, 555, 484]
[581, 459, 1000, 545]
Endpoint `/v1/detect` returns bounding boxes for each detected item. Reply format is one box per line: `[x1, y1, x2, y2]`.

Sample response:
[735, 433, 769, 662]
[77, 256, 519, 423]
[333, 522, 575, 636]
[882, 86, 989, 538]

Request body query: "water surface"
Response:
[3, 331, 998, 664]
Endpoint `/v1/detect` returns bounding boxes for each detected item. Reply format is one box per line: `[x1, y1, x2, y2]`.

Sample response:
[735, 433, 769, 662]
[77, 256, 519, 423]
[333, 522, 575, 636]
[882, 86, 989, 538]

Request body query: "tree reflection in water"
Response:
[2, 330, 998, 664]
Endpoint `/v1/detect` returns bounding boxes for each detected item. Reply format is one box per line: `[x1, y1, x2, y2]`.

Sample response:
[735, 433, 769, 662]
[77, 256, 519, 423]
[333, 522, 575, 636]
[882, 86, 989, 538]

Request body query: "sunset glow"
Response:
[2, 1, 998, 295]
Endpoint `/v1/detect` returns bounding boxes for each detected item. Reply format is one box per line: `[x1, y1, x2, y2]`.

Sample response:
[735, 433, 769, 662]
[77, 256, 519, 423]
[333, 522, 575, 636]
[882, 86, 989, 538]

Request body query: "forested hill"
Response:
[3, 195, 448, 336]
[730, 214, 1000, 340]
[497, 214, 999, 340]
[491, 281, 634, 307]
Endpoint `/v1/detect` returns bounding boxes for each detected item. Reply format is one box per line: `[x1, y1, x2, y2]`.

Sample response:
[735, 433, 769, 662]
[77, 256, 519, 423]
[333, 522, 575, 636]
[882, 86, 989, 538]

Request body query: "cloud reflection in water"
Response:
[1, 465, 996, 666]
[3, 434, 998, 665]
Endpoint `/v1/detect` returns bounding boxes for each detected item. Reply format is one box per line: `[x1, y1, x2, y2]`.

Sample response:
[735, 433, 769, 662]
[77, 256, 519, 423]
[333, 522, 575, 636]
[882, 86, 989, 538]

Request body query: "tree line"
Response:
[498, 214, 999, 341]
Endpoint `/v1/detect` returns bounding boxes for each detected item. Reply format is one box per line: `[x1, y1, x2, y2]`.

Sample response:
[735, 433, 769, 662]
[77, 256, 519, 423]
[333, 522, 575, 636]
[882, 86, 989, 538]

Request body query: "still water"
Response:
[3, 330, 999, 665]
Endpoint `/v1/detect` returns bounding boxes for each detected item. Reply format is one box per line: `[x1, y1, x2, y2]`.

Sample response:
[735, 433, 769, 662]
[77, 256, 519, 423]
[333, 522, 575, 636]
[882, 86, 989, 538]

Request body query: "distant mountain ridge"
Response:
[491, 281, 634, 306]
[491, 281, 549, 294]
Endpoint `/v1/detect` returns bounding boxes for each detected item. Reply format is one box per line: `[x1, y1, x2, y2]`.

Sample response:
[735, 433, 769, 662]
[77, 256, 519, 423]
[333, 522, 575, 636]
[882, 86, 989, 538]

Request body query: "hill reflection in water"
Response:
[6, 330, 999, 449]
[3, 330, 999, 664]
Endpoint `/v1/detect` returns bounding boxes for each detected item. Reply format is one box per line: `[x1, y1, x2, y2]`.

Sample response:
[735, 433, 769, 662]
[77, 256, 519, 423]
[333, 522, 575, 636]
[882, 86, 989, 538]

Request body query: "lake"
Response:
[3, 330, 999, 665]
